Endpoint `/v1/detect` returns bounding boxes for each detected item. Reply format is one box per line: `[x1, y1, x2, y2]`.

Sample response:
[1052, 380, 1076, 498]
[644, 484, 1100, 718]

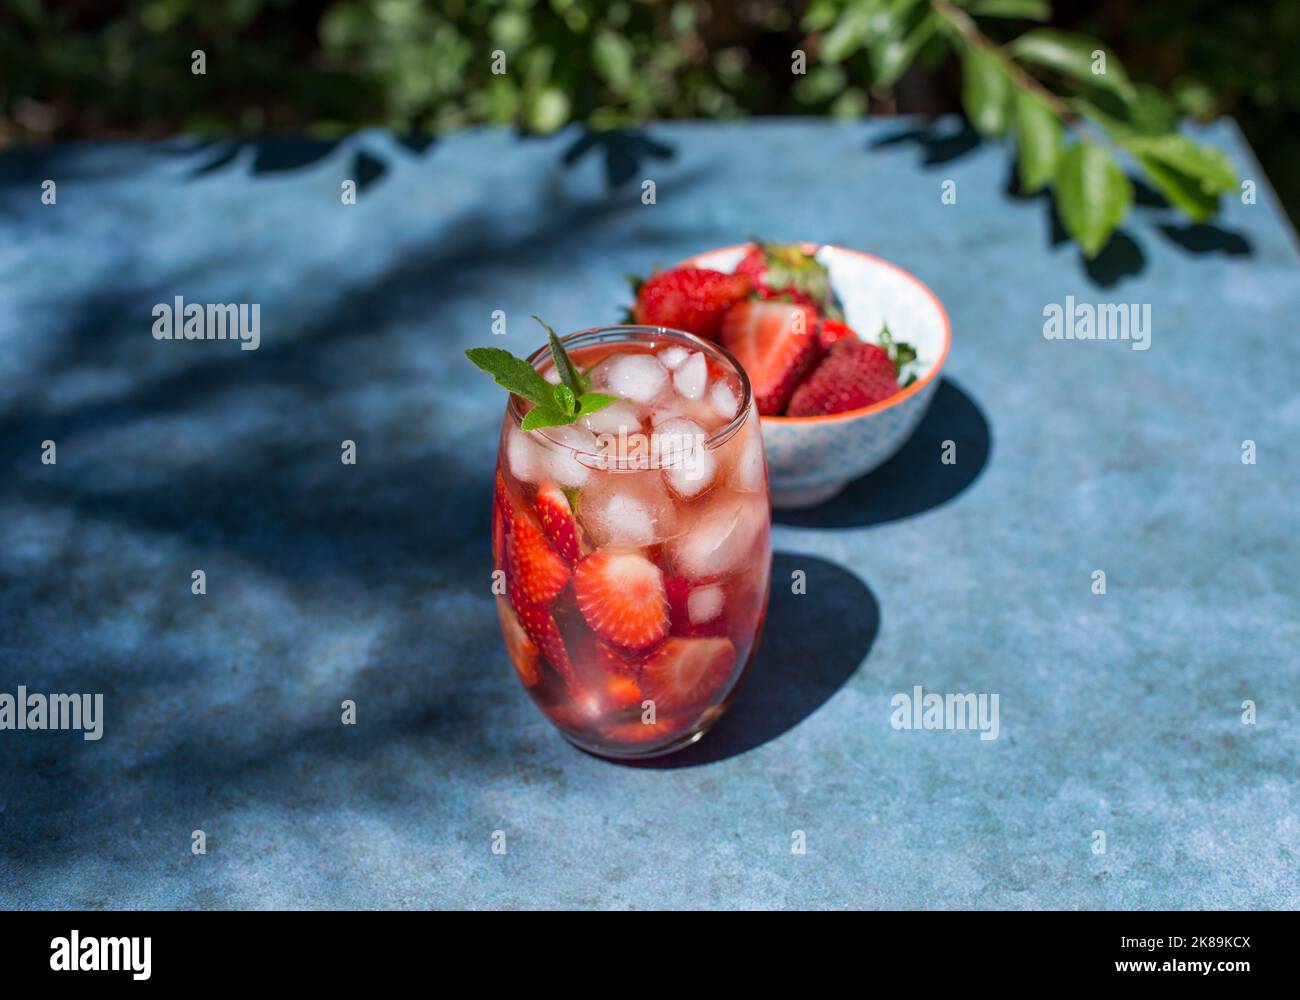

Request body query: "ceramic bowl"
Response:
[683, 243, 952, 509]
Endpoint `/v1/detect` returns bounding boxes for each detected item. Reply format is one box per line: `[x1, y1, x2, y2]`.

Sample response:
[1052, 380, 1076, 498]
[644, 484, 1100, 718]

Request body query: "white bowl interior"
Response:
[688, 245, 947, 381]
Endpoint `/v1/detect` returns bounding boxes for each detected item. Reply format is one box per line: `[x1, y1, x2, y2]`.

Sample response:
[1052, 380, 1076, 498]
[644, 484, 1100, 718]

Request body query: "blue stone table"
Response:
[1, 119, 1297, 909]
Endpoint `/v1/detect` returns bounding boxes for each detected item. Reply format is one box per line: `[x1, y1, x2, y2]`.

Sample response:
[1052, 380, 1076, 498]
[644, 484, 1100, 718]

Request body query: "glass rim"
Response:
[507, 324, 753, 465]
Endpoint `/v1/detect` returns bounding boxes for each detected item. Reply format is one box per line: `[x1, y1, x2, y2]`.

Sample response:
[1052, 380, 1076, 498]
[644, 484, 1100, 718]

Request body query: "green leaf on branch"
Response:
[591, 29, 634, 91]
[819, 5, 874, 64]
[968, 0, 1051, 20]
[1013, 89, 1062, 193]
[873, 9, 943, 88]
[961, 46, 1012, 136]
[1053, 141, 1133, 259]
[1009, 29, 1134, 102]
[1133, 155, 1218, 222]
[1121, 134, 1237, 193]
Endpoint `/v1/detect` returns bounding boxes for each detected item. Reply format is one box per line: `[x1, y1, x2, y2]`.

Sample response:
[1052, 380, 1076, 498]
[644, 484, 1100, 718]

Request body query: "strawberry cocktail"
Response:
[472, 323, 772, 758]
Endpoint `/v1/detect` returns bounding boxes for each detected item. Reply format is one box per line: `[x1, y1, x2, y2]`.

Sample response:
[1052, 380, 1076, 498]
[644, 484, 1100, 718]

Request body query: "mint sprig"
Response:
[466, 316, 621, 431]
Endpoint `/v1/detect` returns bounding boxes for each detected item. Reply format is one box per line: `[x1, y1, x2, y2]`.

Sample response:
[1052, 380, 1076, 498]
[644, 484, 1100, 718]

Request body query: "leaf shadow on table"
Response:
[774, 376, 991, 530]
[171, 133, 440, 195]
[623, 552, 879, 769]
[872, 119, 1254, 288]
[560, 127, 676, 189]
[0, 142, 719, 879]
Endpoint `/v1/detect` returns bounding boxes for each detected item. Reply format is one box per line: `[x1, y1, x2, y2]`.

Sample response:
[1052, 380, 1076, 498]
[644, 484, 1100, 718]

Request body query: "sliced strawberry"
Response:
[492, 472, 513, 569]
[496, 598, 541, 687]
[818, 317, 859, 350]
[510, 585, 576, 687]
[535, 481, 579, 565]
[572, 551, 669, 651]
[787, 338, 901, 417]
[506, 510, 570, 606]
[720, 300, 823, 416]
[735, 241, 831, 310]
[561, 628, 646, 714]
[633, 267, 751, 340]
[591, 642, 645, 709]
[665, 576, 728, 637]
[639, 637, 736, 714]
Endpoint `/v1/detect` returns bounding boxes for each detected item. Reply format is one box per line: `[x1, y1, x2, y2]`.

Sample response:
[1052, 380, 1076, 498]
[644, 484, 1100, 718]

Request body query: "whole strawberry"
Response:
[631, 267, 751, 340]
[787, 338, 901, 417]
[735, 240, 834, 312]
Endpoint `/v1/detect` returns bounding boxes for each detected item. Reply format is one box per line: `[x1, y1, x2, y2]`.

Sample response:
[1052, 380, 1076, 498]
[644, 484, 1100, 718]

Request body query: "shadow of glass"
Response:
[626, 552, 878, 769]
[774, 377, 991, 530]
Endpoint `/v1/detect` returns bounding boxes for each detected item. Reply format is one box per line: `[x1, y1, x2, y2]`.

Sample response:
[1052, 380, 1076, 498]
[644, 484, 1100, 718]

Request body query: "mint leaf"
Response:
[521, 405, 573, 431]
[577, 392, 619, 416]
[468, 317, 630, 430]
[465, 347, 556, 408]
[532, 315, 588, 396]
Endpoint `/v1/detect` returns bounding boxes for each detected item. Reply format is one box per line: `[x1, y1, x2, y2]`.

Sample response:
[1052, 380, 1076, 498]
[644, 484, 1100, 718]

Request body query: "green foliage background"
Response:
[3, 0, 1297, 226]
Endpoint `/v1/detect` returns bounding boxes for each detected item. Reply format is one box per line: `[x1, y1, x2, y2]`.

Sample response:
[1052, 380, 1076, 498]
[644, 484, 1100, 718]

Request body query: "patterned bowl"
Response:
[684, 244, 952, 509]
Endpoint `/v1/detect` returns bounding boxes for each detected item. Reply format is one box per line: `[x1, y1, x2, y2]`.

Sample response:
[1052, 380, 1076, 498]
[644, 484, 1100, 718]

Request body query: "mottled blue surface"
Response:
[1, 119, 1297, 909]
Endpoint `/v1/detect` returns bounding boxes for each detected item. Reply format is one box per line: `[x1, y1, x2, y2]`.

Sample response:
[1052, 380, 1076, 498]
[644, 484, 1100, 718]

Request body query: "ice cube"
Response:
[578, 471, 676, 550]
[539, 424, 598, 487]
[580, 399, 642, 437]
[542, 366, 562, 385]
[669, 493, 767, 578]
[729, 422, 766, 493]
[657, 346, 690, 371]
[589, 353, 668, 403]
[672, 351, 708, 401]
[709, 381, 739, 422]
[655, 417, 716, 499]
[687, 584, 724, 625]
[506, 427, 543, 484]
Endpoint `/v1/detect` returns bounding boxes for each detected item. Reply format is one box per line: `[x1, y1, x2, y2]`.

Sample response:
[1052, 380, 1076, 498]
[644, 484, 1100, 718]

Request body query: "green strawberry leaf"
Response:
[878, 324, 918, 379]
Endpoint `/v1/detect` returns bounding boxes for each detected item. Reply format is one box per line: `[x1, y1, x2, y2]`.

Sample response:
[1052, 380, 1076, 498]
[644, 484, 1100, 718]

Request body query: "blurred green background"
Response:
[3, 0, 1297, 223]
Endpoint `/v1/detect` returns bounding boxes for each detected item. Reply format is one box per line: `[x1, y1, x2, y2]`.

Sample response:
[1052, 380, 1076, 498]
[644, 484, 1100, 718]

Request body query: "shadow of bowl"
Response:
[774, 376, 991, 529]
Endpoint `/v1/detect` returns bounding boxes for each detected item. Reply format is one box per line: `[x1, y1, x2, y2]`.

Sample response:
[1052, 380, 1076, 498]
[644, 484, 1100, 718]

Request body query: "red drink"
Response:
[492, 326, 772, 758]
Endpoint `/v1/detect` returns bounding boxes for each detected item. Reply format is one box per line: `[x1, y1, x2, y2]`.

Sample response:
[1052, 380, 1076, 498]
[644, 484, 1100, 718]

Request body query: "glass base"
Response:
[563, 725, 708, 761]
